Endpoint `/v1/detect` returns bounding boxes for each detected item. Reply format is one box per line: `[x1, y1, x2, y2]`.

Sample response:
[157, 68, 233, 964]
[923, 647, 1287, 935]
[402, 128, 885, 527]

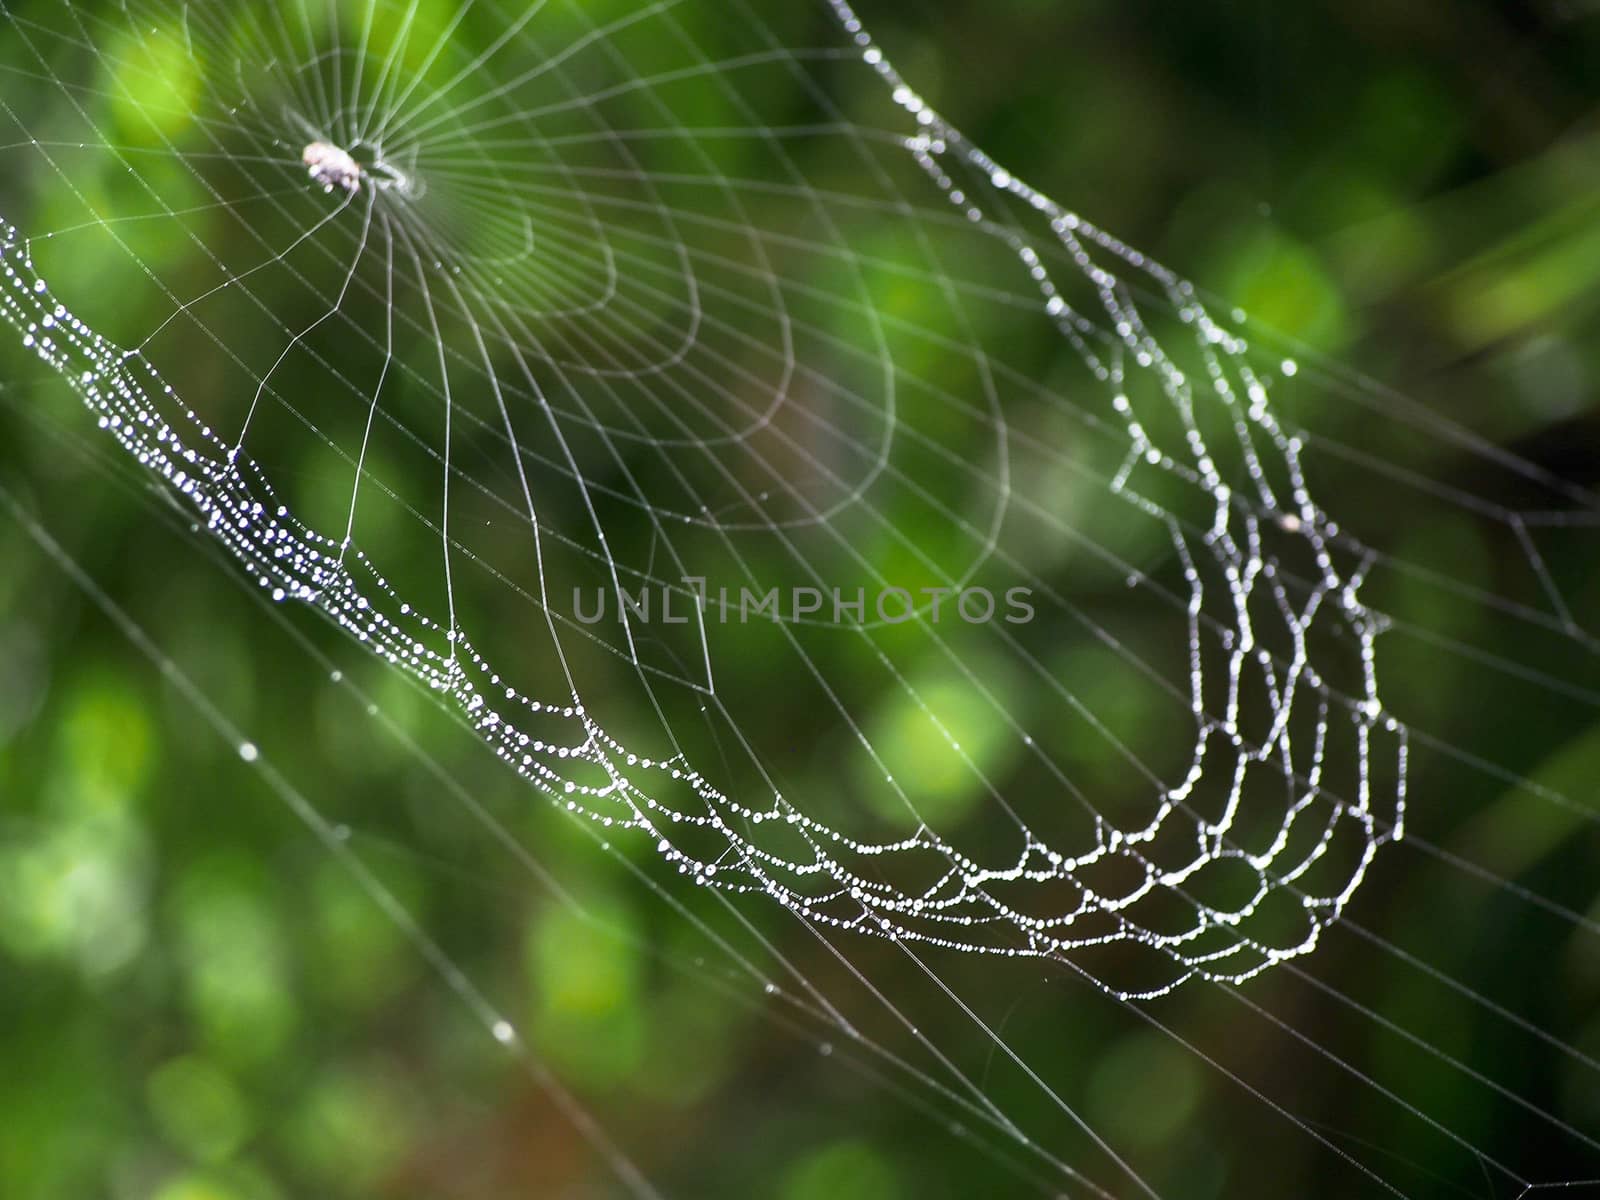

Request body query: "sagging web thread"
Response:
[4, 1, 1600, 1197]
[0, 0, 1406, 1001]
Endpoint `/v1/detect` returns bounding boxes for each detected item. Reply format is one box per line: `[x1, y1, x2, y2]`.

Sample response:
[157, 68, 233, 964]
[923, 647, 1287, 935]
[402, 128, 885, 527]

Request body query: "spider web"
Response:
[0, 1, 1597, 1197]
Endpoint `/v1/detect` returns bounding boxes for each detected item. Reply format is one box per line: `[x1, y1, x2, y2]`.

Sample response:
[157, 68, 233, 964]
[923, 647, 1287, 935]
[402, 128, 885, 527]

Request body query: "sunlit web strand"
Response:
[6, 356, 1593, 1200]
[0, 387, 1137, 1199]
[9, 0, 1376, 998]
[3, 0, 1600, 1196]
[0, 0, 1401, 999]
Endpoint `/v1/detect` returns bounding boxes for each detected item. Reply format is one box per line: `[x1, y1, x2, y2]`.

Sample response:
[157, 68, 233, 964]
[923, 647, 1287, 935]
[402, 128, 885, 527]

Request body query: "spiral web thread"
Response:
[0, 0, 1407, 1001]
[3, 2, 1600, 1196]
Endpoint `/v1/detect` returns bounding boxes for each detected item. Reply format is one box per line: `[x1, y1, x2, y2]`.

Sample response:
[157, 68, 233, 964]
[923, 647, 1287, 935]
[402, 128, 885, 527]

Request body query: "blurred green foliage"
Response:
[2, 1, 1600, 1199]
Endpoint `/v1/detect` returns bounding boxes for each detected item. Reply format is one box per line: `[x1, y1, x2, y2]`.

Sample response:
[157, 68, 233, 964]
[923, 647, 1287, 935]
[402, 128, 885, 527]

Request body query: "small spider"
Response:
[302, 141, 362, 196]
